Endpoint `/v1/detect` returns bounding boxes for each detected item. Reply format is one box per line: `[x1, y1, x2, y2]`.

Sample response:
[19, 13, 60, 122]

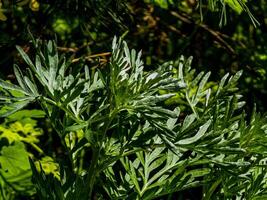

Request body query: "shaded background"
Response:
[1, 0, 267, 113]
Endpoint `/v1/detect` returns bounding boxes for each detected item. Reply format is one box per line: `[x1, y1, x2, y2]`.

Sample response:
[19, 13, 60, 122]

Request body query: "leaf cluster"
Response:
[1, 37, 267, 199]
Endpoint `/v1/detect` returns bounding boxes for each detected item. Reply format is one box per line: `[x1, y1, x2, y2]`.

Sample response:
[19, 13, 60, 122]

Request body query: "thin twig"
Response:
[57, 47, 79, 53]
[170, 11, 236, 54]
[71, 52, 111, 63]
[57, 41, 94, 53]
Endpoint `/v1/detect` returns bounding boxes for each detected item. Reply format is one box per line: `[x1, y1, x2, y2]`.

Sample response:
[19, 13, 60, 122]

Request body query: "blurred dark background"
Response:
[1, 0, 267, 111]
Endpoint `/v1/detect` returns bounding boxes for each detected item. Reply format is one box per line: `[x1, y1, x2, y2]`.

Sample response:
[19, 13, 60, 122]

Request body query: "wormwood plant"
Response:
[0, 37, 267, 199]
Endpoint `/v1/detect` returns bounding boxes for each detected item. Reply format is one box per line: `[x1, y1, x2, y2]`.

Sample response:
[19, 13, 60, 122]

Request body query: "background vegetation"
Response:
[1, 0, 267, 199]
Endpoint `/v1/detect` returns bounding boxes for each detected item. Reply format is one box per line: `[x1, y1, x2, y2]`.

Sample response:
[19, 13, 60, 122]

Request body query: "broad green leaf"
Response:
[0, 142, 30, 176]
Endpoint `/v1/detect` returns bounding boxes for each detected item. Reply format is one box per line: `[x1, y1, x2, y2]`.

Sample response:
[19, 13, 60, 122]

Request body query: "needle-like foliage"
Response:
[148, 0, 259, 26]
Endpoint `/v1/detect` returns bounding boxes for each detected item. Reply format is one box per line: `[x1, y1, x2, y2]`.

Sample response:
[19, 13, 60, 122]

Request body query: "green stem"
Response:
[42, 96, 83, 124]
[98, 143, 166, 172]
[23, 140, 44, 155]
[87, 108, 118, 199]
[87, 149, 99, 198]
[40, 97, 80, 177]
[78, 149, 85, 174]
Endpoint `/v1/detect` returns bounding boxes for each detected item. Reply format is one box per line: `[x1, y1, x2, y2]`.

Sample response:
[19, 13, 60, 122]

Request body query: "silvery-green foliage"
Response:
[0, 37, 267, 199]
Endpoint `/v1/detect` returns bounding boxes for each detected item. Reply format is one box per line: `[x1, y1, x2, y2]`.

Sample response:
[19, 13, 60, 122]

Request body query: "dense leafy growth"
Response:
[1, 0, 267, 199]
[0, 37, 266, 199]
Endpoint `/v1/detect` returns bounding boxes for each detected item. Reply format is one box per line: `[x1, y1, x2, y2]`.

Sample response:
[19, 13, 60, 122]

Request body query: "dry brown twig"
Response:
[170, 11, 236, 55]
[71, 52, 111, 63]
